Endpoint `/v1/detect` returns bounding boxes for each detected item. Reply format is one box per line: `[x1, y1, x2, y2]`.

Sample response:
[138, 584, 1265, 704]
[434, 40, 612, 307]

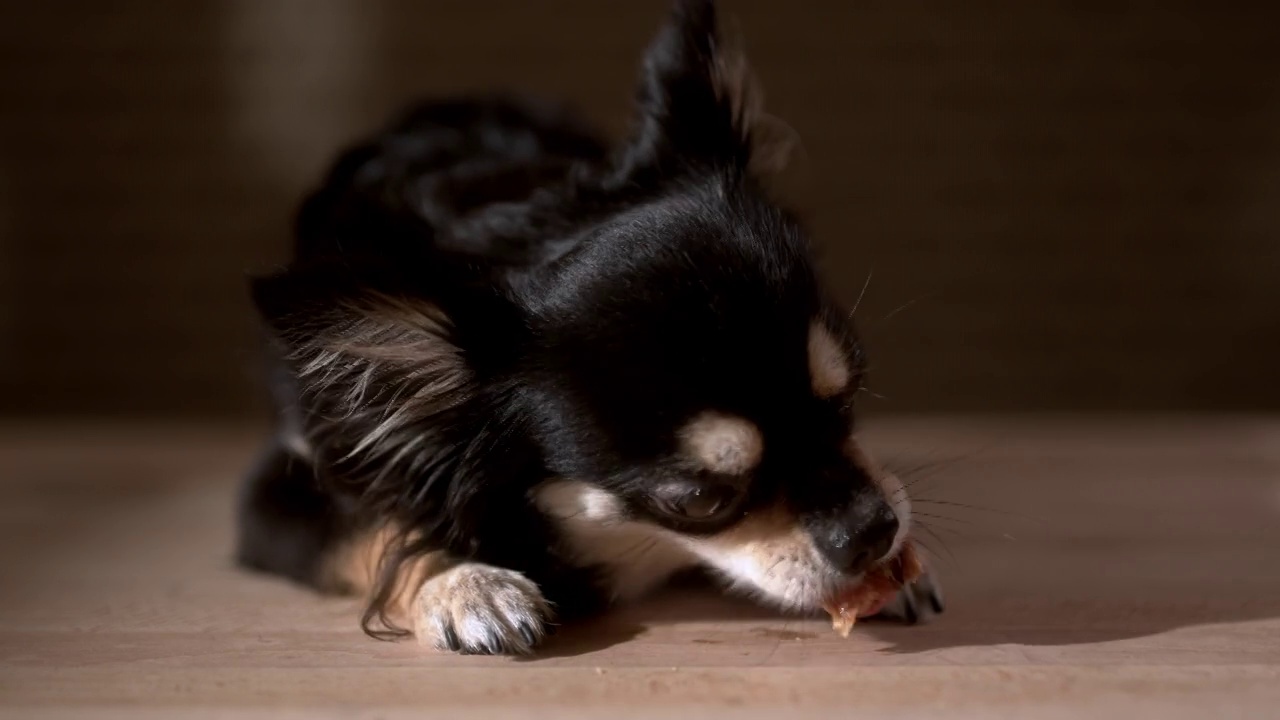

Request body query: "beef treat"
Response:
[823, 543, 924, 638]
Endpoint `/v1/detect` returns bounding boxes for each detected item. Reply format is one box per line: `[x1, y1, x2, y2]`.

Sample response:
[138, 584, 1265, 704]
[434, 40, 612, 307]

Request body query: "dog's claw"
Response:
[519, 624, 538, 648]
[876, 571, 944, 625]
[923, 580, 945, 614]
[900, 584, 920, 624]
[442, 625, 462, 652]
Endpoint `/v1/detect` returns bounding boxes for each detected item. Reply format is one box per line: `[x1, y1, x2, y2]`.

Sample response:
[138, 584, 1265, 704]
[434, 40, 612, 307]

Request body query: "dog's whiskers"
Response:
[847, 268, 874, 320]
[877, 291, 939, 324]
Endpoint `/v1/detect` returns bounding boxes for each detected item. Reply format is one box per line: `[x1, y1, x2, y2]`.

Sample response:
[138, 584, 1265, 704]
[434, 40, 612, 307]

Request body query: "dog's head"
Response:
[518, 0, 910, 610]
[251, 0, 910, 616]
[519, 196, 909, 609]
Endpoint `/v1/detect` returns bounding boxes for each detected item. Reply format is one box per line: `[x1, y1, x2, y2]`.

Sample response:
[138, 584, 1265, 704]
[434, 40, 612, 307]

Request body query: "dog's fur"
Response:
[237, 0, 931, 655]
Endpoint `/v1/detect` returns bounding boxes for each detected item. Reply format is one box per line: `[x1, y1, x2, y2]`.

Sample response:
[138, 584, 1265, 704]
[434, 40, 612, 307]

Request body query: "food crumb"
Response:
[594, 667, 605, 675]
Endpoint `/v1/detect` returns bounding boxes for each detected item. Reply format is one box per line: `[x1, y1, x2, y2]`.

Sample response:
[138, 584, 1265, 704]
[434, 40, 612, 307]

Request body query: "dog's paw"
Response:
[875, 571, 945, 625]
[412, 562, 551, 655]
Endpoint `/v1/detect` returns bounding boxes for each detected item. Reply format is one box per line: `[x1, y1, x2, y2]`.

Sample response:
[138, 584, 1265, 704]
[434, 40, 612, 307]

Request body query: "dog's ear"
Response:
[250, 265, 471, 424]
[250, 265, 474, 500]
[252, 273, 466, 387]
[611, 0, 794, 184]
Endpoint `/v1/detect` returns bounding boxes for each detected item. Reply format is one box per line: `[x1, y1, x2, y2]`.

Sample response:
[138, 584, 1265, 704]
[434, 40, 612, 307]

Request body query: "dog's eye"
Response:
[654, 483, 741, 522]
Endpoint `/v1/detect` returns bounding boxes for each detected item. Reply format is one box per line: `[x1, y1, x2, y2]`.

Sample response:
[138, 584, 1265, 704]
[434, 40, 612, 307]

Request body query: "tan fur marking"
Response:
[328, 525, 549, 652]
[700, 503, 808, 552]
[679, 411, 764, 475]
[325, 525, 450, 627]
[681, 502, 835, 610]
[808, 322, 850, 398]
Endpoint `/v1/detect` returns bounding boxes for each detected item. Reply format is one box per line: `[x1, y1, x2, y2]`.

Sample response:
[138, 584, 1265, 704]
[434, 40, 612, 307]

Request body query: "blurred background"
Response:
[2, 0, 1278, 420]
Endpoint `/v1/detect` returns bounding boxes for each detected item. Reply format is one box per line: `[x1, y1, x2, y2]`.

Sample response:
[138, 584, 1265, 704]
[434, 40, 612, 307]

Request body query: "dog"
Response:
[236, 0, 942, 655]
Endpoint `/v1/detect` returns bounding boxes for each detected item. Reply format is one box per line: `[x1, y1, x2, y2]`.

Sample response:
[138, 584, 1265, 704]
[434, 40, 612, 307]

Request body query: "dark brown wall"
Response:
[2, 1, 1278, 417]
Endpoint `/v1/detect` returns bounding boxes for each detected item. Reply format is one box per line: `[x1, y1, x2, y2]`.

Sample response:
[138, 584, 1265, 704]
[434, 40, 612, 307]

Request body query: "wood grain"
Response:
[0, 418, 1277, 717]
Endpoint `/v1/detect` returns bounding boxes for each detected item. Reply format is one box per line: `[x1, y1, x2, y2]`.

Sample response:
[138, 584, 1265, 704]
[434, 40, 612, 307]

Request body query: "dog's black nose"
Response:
[813, 497, 899, 575]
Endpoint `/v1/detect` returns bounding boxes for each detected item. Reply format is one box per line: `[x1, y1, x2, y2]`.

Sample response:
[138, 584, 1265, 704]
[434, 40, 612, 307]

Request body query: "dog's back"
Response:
[292, 96, 608, 265]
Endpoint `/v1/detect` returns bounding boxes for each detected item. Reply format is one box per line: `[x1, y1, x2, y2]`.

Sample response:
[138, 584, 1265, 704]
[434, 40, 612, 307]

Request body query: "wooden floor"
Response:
[1, 418, 1278, 719]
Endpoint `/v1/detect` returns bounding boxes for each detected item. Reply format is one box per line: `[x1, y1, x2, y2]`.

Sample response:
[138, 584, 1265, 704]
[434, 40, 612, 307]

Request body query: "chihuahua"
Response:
[237, 0, 941, 655]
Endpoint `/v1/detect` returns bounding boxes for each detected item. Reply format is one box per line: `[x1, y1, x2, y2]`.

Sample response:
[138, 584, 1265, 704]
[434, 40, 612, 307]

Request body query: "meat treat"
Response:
[823, 543, 924, 638]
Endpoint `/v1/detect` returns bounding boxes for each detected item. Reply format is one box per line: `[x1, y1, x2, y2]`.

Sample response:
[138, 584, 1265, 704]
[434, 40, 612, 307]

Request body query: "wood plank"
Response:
[0, 418, 1277, 716]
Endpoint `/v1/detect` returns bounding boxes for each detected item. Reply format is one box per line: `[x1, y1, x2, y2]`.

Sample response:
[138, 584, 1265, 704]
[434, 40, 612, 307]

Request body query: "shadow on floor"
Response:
[531, 565, 1280, 659]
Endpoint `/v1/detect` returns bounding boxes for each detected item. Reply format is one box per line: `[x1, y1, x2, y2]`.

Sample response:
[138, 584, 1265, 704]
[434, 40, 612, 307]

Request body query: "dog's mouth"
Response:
[822, 541, 924, 637]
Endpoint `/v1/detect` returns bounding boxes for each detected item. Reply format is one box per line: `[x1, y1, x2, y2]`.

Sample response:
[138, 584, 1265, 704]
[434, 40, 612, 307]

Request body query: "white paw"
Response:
[412, 562, 551, 655]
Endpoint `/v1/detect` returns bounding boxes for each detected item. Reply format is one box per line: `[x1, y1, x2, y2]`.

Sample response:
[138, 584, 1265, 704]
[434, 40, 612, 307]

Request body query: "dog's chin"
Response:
[693, 555, 844, 614]
[669, 515, 845, 613]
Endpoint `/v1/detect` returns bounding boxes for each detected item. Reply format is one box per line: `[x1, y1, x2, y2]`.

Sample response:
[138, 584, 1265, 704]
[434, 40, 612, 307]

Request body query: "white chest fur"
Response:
[534, 480, 697, 601]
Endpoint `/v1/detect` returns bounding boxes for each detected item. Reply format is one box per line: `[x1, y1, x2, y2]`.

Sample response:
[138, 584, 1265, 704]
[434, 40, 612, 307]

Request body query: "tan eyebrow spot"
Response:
[808, 322, 850, 398]
[679, 411, 764, 475]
